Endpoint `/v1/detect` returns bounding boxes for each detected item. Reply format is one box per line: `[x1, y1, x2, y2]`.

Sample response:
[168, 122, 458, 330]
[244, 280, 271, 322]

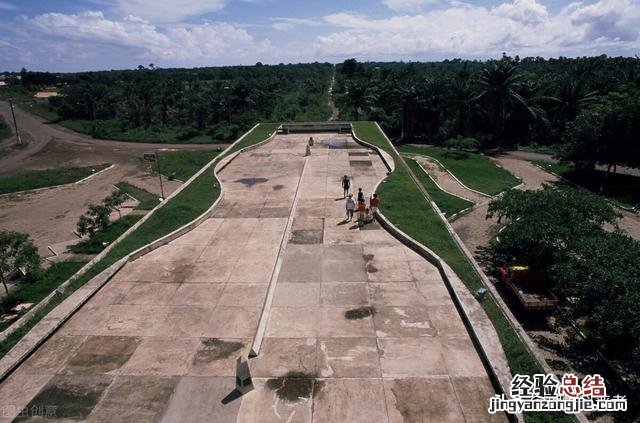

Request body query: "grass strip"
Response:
[158, 149, 223, 181]
[0, 261, 85, 332]
[0, 122, 279, 359]
[114, 182, 159, 210]
[353, 122, 571, 423]
[405, 157, 474, 218]
[398, 144, 520, 195]
[0, 164, 111, 194]
[69, 215, 142, 255]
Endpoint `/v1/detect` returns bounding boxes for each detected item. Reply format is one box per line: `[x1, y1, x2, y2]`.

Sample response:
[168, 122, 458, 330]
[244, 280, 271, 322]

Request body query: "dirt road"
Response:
[0, 101, 225, 256]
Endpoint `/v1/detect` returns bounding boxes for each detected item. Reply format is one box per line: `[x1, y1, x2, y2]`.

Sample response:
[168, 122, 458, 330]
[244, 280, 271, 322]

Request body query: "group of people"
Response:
[342, 175, 379, 225]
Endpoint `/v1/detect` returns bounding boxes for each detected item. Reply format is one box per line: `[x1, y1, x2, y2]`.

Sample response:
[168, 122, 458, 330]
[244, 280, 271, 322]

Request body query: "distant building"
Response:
[33, 91, 59, 104]
[0, 81, 6, 87]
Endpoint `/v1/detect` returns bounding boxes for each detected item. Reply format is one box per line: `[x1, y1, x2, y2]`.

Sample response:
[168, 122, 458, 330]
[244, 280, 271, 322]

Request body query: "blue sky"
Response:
[0, 0, 638, 71]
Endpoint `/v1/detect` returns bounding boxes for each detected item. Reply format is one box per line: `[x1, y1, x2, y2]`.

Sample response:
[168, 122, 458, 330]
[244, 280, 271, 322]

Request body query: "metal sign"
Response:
[143, 153, 156, 162]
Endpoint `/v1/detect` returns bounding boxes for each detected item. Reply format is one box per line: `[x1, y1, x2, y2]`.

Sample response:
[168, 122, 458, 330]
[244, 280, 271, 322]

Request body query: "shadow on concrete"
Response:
[221, 388, 243, 405]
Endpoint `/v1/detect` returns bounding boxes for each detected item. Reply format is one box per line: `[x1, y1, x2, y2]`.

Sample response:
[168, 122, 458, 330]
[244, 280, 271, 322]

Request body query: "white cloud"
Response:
[492, 0, 549, 25]
[111, 0, 227, 23]
[315, 0, 640, 60]
[383, 0, 438, 13]
[270, 17, 320, 31]
[2, 10, 271, 70]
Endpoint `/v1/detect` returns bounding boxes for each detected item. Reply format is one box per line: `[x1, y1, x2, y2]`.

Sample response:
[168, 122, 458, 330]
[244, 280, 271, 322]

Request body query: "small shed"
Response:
[33, 91, 59, 104]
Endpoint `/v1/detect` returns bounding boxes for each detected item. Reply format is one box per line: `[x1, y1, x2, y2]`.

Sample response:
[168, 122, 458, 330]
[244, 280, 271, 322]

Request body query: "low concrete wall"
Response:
[0, 124, 278, 382]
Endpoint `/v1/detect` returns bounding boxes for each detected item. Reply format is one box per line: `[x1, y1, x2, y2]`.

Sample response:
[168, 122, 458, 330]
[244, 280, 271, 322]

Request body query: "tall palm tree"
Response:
[553, 77, 598, 124]
[476, 59, 534, 139]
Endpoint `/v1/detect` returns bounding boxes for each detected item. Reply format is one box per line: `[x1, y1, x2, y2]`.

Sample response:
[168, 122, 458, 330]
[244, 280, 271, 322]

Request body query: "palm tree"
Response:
[553, 77, 598, 125]
[476, 59, 534, 140]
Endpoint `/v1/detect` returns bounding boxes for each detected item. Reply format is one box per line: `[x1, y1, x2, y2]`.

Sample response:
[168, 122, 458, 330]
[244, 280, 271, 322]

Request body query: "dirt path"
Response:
[0, 133, 506, 422]
[327, 67, 340, 121]
[0, 101, 225, 256]
[451, 152, 640, 255]
[410, 155, 487, 203]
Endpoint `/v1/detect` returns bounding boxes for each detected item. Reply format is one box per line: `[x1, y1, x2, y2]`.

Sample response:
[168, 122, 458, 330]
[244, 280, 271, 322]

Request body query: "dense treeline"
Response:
[334, 55, 640, 171]
[16, 63, 332, 142]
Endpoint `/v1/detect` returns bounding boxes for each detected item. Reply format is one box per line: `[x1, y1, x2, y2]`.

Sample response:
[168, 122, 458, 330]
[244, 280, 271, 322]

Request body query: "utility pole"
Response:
[155, 151, 165, 200]
[8, 99, 22, 145]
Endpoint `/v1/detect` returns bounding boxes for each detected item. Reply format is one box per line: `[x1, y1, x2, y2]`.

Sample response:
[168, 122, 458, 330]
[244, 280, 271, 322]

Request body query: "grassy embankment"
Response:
[405, 157, 474, 218]
[0, 262, 85, 332]
[398, 144, 520, 195]
[0, 123, 279, 358]
[534, 160, 640, 209]
[0, 164, 111, 194]
[353, 122, 571, 423]
[114, 182, 159, 210]
[157, 150, 223, 181]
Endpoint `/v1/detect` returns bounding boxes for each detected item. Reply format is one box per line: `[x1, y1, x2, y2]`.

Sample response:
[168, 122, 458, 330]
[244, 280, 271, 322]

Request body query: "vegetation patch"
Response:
[265, 371, 321, 402]
[157, 149, 221, 181]
[398, 145, 519, 195]
[405, 157, 474, 217]
[534, 160, 640, 209]
[345, 306, 376, 320]
[114, 182, 159, 210]
[0, 261, 85, 331]
[70, 215, 142, 255]
[0, 115, 11, 141]
[0, 164, 111, 194]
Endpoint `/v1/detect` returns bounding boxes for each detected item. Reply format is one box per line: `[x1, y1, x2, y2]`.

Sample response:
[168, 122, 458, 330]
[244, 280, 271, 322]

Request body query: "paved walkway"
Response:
[0, 133, 505, 422]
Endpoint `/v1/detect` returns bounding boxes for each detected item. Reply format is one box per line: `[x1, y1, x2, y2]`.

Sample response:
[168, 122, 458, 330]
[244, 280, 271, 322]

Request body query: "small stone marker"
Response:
[236, 356, 254, 394]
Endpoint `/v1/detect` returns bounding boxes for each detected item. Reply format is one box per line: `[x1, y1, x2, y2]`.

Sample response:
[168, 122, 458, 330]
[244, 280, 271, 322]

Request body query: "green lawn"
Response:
[0, 122, 278, 358]
[0, 164, 111, 194]
[353, 122, 571, 423]
[158, 149, 222, 181]
[398, 144, 520, 195]
[405, 157, 474, 218]
[70, 215, 142, 254]
[534, 160, 640, 209]
[115, 181, 159, 210]
[0, 261, 86, 332]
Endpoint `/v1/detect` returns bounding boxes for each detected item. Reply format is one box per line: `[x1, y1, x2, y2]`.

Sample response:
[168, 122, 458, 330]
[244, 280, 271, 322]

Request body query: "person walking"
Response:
[345, 194, 356, 221]
[357, 188, 364, 203]
[341, 175, 351, 198]
[369, 193, 380, 215]
[357, 199, 366, 223]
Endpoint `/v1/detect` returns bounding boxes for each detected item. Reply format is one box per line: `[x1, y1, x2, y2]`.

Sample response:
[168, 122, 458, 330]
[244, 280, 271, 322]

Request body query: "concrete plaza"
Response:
[0, 133, 506, 422]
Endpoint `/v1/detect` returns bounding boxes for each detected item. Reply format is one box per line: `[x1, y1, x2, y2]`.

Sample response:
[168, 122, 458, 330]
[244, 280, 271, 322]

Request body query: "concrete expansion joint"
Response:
[249, 154, 311, 358]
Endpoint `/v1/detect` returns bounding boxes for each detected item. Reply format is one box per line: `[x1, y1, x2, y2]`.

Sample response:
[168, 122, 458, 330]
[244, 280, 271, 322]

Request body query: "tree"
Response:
[77, 204, 111, 237]
[486, 186, 618, 276]
[564, 87, 640, 174]
[103, 190, 127, 219]
[476, 58, 535, 143]
[0, 231, 41, 295]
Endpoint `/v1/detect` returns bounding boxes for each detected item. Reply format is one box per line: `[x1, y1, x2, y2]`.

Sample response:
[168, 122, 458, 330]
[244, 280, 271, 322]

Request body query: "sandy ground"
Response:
[0, 101, 225, 256]
[0, 133, 507, 422]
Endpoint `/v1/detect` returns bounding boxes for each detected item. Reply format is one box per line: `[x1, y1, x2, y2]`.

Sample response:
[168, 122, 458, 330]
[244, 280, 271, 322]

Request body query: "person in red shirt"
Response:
[369, 193, 380, 214]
